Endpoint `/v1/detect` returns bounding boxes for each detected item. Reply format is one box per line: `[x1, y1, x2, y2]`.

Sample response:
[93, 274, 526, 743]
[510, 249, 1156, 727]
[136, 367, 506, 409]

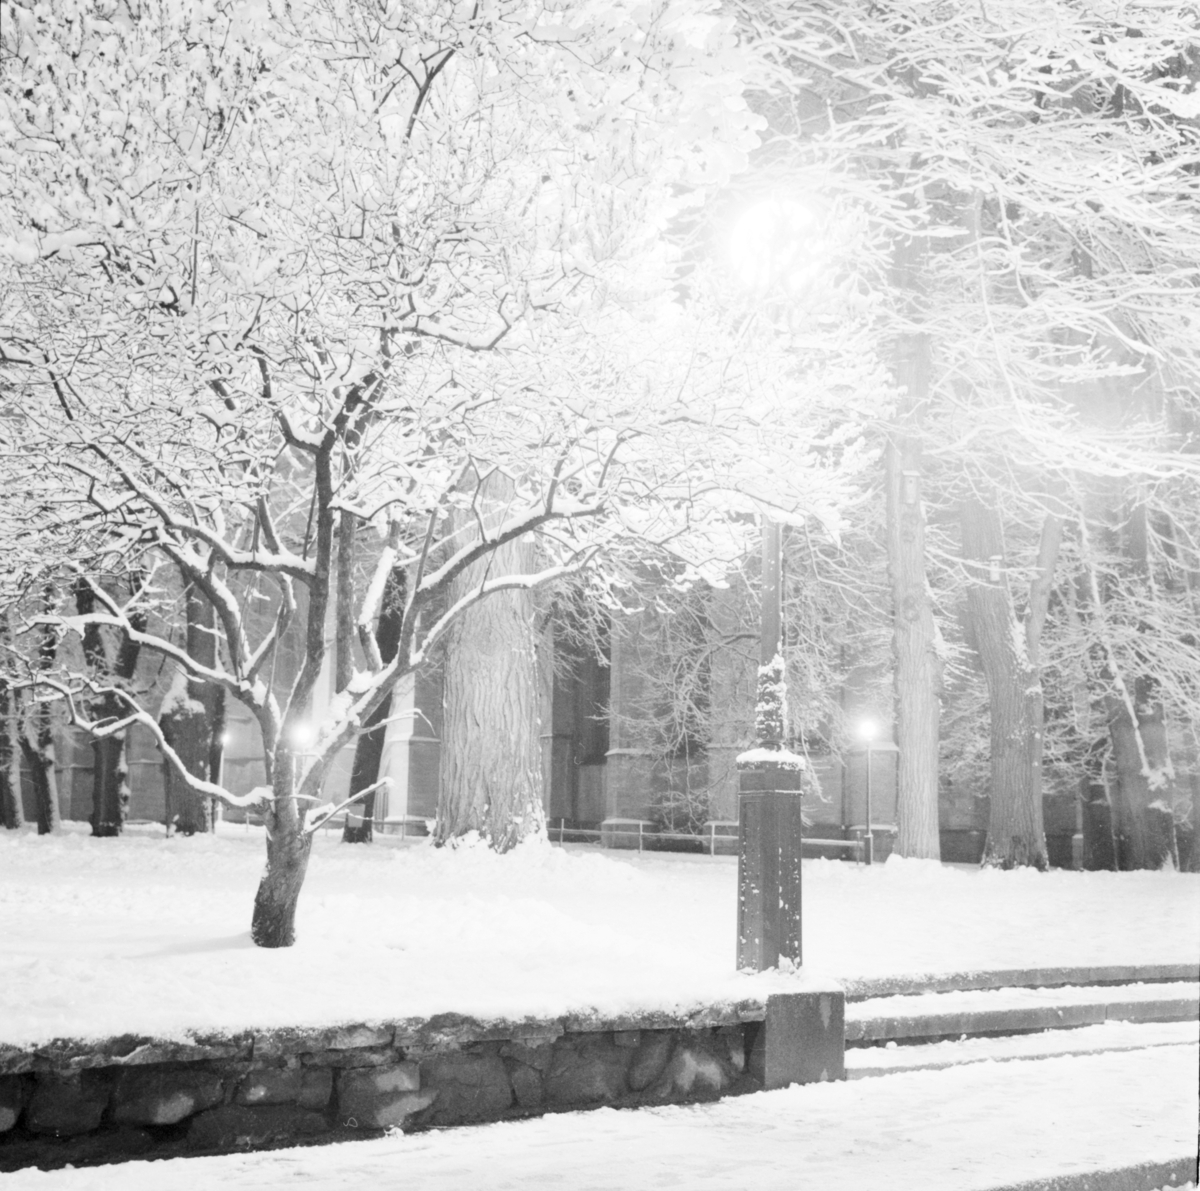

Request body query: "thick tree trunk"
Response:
[436, 479, 544, 851]
[251, 750, 312, 947]
[335, 509, 358, 696]
[92, 620, 145, 837]
[886, 435, 942, 858]
[23, 606, 61, 834]
[161, 584, 222, 834]
[72, 577, 146, 836]
[20, 700, 60, 834]
[343, 566, 406, 844]
[0, 620, 22, 828]
[1103, 504, 1183, 870]
[887, 234, 942, 860]
[1080, 736, 1117, 870]
[1107, 682, 1179, 870]
[0, 691, 21, 829]
[961, 499, 1049, 870]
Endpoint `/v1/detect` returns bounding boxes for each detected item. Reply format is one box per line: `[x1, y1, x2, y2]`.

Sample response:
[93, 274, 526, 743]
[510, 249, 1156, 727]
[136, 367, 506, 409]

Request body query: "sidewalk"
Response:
[5, 1039, 1195, 1191]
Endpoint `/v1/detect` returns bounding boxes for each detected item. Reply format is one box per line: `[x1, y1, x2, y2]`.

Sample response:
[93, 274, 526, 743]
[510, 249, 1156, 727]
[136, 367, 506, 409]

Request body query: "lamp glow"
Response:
[289, 722, 316, 749]
[728, 197, 821, 293]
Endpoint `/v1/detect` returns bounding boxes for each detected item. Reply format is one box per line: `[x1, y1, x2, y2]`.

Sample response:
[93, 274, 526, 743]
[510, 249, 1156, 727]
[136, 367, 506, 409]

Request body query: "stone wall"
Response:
[0, 1007, 789, 1173]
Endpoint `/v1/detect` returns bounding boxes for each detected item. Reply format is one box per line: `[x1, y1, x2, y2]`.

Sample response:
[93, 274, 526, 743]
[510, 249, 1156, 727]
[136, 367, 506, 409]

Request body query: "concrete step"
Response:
[841, 962, 1199, 1001]
[845, 981, 1199, 1044]
[846, 1019, 1198, 1079]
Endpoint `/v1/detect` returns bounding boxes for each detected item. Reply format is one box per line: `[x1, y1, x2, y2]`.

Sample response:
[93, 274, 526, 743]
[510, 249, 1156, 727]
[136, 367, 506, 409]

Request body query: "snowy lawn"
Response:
[1, 822, 1197, 1048]
[3, 1043, 1196, 1191]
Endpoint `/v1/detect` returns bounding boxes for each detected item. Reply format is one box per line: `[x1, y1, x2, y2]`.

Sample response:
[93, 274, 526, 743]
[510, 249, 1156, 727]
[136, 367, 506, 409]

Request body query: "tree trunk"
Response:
[886, 434, 942, 858]
[1080, 736, 1117, 870]
[1103, 504, 1183, 870]
[1107, 681, 1179, 870]
[71, 577, 146, 836]
[335, 509, 358, 696]
[961, 499, 1049, 870]
[343, 565, 406, 844]
[251, 749, 311, 947]
[0, 615, 23, 829]
[436, 478, 544, 851]
[22, 602, 61, 834]
[161, 583, 222, 834]
[96, 609, 144, 837]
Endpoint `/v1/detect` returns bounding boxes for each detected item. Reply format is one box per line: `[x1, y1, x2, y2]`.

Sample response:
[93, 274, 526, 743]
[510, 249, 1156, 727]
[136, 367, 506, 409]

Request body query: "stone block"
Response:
[337, 1062, 432, 1129]
[627, 1032, 674, 1092]
[502, 1058, 544, 1110]
[499, 1040, 554, 1072]
[715, 1025, 746, 1073]
[82, 1033, 251, 1069]
[111, 1066, 225, 1126]
[254, 1024, 393, 1060]
[419, 1052, 513, 1125]
[613, 1030, 641, 1049]
[652, 1034, 737, 1099]
[303, 1046, 397, 1068]
[298, 1066, 333, 1111]
[543, 1036, 631, 1107]
[186, 1104, 328, 1152]
[396, 1013, 548, 1054]
[748, 988, 845, 1089]
[0, 1074, 28, 1133]
[24, 1071, 110, 1137]
[0, 1046, 34, 1076]
[236, 1066, 303, 1106]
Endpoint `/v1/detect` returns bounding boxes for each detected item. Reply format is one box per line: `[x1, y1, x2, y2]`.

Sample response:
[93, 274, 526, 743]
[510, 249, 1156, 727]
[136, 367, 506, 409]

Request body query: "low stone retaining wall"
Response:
[0, 992, 845, 1173]
[11, 964, 1183, 1173]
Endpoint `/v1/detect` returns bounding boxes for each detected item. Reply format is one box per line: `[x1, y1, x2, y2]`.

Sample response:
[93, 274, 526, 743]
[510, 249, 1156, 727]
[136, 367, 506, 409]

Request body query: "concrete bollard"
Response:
[748, 987, 846, 1089]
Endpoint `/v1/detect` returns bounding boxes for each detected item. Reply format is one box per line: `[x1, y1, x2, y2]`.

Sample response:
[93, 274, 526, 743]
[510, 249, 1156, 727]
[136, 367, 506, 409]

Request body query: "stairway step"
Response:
[846, 982, 1199, 1044]
[846, 1018, 1198, 1079]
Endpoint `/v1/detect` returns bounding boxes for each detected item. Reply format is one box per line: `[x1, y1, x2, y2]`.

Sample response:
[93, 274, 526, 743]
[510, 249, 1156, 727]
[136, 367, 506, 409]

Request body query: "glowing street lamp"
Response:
[289, 721, 316, 751]
[856, 718, 879, 866]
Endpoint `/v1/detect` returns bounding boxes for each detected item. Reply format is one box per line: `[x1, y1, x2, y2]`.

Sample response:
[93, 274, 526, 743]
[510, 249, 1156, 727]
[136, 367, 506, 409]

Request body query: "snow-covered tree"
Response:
[0, 0, 768, 940]
[736, 0, 1200, 867]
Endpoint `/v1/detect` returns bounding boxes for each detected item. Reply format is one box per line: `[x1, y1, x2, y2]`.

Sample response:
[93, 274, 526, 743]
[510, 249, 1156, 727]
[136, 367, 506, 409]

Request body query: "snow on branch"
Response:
[417, 501, 604, 599]
[20, 674, 270, 810]
[302, 779, 392, 835]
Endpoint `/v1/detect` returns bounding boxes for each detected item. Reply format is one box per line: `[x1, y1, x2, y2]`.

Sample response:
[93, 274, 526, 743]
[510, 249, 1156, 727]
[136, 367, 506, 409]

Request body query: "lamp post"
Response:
[729, 197, 820, 972]
[857, 718, 878, 865]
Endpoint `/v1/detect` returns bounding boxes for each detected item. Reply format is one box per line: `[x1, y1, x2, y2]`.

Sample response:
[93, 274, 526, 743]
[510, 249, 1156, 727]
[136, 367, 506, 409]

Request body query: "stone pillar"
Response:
[737, 761, 804, 971]
[540, 635, 576, 825]
[377, 668, 442, 827]
[603, 609, 657, 824]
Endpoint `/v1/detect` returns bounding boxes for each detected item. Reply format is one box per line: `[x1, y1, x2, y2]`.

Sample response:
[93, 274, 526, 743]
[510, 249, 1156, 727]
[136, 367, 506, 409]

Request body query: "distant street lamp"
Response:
[856, 718, 878, 866]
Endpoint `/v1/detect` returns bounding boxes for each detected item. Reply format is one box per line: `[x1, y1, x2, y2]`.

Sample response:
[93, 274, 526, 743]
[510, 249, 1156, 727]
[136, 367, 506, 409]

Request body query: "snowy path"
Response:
[4, 1043, 1196, 1191]
[2, 826, 1197, 1048]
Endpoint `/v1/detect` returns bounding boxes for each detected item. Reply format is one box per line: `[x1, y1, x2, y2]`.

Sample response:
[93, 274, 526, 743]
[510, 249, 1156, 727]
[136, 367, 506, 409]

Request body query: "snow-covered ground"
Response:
[4, 1042, 1196, 1191]
[2, 821, 1196, 1048]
